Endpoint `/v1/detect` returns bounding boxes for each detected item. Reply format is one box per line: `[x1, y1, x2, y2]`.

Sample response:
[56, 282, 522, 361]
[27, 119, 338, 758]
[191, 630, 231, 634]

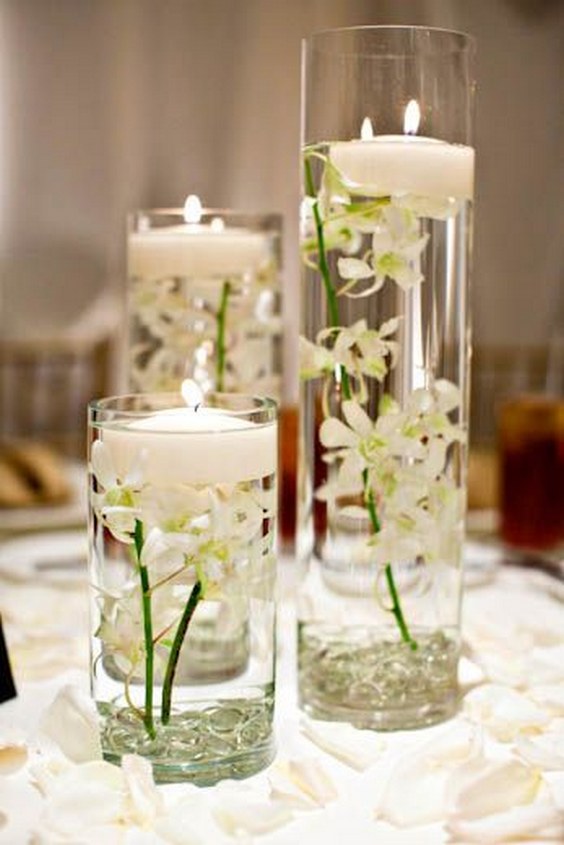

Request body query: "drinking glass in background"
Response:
[496, 339, 564, 552]
[0, 335, 112, 520]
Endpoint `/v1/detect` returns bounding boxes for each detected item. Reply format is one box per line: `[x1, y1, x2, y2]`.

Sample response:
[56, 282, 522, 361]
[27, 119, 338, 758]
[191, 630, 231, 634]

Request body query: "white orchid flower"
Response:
[335, 204, 429, 296]
[321, 317, 400, 382]
[298, 335, 334, 380]
[90, 440, 145, 543]
[371, 205, 429, 291]
[318, 381, 464, 564]
[96, 587, 144, 676]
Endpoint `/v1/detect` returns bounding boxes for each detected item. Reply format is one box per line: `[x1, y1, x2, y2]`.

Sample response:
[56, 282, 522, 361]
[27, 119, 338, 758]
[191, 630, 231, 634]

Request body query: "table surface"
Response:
[0, 532, 563, 844]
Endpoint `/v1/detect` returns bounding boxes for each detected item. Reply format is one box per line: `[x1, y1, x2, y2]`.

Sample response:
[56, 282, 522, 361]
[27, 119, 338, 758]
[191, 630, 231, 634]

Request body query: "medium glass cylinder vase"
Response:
[298, 26, 475, 729]
[88, 392, 277, 783]
[127, 202, 282, 400]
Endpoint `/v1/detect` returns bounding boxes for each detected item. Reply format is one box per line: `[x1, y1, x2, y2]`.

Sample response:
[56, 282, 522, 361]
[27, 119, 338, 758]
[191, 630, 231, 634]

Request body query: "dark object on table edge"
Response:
[0, 615, 17, 703]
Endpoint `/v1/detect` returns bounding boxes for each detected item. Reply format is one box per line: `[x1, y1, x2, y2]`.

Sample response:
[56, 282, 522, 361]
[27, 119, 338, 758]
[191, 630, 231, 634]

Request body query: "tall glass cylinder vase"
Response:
[298, 27, 475, 729]
[88, 392, 277, 783]
[127, 203, 282, 400]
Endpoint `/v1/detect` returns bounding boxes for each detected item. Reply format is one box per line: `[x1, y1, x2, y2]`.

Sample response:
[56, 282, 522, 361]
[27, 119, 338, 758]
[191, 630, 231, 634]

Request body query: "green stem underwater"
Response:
[134, 519, 156, 739]
[161, 580, 203, 725]
[304, 154, 351, 401]
[362, 469, 417, 651]
[385, 564, 418, 651]
[216, 280, 231, 391]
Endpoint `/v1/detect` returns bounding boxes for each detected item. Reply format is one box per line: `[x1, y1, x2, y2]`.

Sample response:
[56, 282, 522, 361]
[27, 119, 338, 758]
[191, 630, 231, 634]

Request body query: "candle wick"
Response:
[193, 403, 201, 413]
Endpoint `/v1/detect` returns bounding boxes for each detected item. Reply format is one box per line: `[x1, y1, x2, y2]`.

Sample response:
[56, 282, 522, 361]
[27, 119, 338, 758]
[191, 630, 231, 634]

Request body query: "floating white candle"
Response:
[128, 195, 271, 280]
[101, 404, 277, 486]
[329, 106, 474, 200]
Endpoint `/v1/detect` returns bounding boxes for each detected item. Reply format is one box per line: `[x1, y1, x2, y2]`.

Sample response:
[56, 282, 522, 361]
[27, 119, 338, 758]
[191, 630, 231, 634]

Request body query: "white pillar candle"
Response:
[102, 408, 277, 486]
[128, 196, 271, 280]
[329, 114, 474, 200]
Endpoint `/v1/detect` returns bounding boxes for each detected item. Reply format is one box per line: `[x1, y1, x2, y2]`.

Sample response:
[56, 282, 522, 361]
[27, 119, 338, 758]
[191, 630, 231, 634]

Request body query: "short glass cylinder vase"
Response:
[127, 202, 282, 400]
[88, 393, 277, 783]
[298, 26, 475, 730]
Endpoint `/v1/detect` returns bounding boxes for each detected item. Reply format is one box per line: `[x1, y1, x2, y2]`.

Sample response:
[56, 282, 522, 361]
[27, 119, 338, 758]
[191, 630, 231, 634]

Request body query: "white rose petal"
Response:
[122, 754, 164, 827]
[153, 790, 215, 845]
[446, 800, 564, 843]
[527, 645, 564, 685]
[300, 718, 384, 771]
[516, 734, 564, 771]
[464, 684, 550, 741]
[446, 757, 541, 820]
[0, 739, 28, 775]
[376, 723, 479, 826]
[213, 793, 293, 836]
[40, 761, 125, 835]
[529, 685, 564, 717]
[269, 757, 338, 808]
[39, 684, 102, 763]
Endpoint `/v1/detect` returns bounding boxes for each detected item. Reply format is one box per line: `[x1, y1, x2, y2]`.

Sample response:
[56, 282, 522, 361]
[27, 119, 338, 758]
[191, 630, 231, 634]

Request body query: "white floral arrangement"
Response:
[89, 439, 276, 739]
[129, 265, 281, 397]
[300, 147, 467, 648]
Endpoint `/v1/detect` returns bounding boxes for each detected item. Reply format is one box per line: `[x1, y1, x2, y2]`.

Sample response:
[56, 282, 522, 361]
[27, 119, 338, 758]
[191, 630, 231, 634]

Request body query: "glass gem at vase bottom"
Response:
[88, 393, 277, 784]
[127, 203, 282, 400]
[298, 26, 475, 730]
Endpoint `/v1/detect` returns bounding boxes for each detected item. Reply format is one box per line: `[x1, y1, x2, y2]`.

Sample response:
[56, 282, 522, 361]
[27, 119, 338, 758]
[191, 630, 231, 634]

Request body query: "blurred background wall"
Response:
[0, 0, 563, 438]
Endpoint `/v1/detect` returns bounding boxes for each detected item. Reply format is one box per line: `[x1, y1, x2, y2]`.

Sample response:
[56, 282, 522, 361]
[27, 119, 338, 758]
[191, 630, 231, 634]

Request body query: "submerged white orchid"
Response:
[300, 147, 468, 644]
[337, 204, 429, 296]
[90, 440, 145, 542]
[318, 384, 465, 566]
[89, 440, 276, 736]
[129, 262, 280, 396]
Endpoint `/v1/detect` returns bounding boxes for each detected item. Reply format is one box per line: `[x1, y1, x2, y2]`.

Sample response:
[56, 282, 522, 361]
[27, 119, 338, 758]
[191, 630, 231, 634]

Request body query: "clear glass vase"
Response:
[298, 26, 475, 729]
[127, 205, 282, 401]
[88, 393, 277, 783]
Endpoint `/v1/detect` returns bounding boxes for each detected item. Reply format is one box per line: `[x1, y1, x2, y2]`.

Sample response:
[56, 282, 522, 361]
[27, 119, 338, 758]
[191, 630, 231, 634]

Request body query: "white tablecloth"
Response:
[1, 534, 563, 844]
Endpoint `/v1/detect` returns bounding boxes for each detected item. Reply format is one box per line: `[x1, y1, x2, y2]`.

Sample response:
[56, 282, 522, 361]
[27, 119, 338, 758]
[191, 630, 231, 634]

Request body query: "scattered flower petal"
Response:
[446, 800, 564, 843]
[300, 718, 385, 771]
[39, 685, 102, 763]
[464, 684, 550, 741]
[376, 723, 480, 826]
[122, 754, 164, 827]
[515, 734, 564, 771]
[213, 793, 293, 836]
[0, 739, 28, 775]
[446, 757, 542, 820]
[269, 757, 338, 808]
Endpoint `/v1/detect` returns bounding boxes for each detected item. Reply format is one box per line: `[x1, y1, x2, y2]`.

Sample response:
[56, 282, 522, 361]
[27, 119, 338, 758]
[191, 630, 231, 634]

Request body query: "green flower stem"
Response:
[133, 519, 156, 739]
[161, 580, 203, 725]
[384, 564, 418, 651]
[304, 155, 351, 400]
[362, 469, 417, 651]
[216, 280, 231, 391]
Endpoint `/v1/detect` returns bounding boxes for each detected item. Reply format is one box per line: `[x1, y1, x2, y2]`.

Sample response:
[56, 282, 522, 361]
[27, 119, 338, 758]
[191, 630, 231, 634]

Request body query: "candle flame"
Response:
[181, 378, 204, 408]
[210, 216, 225, 232]
[183, 194, 203, 224]
[404, 100, 420, 135]
[360, 117, 374, 140]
